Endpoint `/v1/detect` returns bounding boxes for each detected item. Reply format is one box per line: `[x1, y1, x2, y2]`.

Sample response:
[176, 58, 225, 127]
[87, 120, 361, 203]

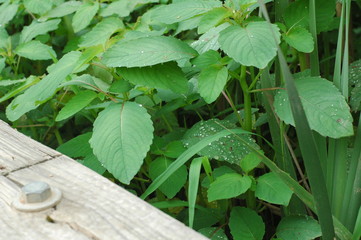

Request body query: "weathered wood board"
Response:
[0, 120, 208, 240]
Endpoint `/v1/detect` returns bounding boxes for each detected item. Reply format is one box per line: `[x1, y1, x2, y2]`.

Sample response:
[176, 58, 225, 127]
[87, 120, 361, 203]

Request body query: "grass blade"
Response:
[188, 157, 204, 228]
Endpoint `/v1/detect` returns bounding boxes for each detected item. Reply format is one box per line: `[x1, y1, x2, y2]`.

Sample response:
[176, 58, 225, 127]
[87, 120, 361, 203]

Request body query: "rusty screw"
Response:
[20, 181, 51, 204]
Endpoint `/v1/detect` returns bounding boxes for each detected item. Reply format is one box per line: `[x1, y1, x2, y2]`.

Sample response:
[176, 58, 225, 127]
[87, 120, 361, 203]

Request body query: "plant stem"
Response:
[239, 65, 252, 132]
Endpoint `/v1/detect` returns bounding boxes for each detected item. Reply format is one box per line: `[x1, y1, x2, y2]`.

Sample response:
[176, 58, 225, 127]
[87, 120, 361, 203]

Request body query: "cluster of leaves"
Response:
[1, 0, 360, 239]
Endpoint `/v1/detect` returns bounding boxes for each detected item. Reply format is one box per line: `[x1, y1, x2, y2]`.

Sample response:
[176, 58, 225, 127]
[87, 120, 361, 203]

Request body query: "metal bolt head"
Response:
[21, 181, 51, 203]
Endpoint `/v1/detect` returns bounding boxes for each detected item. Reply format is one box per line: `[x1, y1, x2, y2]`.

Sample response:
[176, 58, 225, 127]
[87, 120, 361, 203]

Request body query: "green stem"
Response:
[239, 65, 252, 132]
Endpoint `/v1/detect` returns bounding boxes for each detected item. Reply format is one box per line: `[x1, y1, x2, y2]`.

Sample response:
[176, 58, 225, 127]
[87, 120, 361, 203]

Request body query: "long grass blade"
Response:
[352, 206, 361, 240]
[188, 157, 204, 228]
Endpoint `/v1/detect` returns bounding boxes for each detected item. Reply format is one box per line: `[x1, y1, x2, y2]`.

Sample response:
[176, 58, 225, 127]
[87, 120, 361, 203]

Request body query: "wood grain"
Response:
[0, 120, 208, 240]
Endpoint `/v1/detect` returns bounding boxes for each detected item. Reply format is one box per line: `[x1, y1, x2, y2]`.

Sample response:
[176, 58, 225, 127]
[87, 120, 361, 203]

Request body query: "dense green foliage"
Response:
[1, 0, 361, 239]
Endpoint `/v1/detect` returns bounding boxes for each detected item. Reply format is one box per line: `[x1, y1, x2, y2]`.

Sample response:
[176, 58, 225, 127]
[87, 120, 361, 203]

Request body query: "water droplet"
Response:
[140, 50, 144, 54]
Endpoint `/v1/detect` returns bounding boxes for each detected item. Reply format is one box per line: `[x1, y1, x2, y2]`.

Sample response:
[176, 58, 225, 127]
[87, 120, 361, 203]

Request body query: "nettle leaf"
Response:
[219, 22, 280, 69]
[24, 0, 52, 15]
[240, 152, 262, 173]
[350, 59, 361, 111]
[102, 36, 198, 68]
[255, 172, 293, 206]
[0, 26, 9, 49]
[283, 0, 308, 29]
[192, 50, 222, 69]
[57, 132, 106, 175]
[198, 227, 228, 240]
[79, 17, 124, 48]
[183, 119, 259, 164]
[151, 0, 222, 24]
[72, 1, 99, 33]
[0, 76, 40, 104]
[276, 216, 322, 240]
[119, 62, 188, 93]
[39, 1, 82, 20]
[283, 27, 314, 53]
[198, 7, 231, 34]
[6, 51, 81, 121]
[0, 2, 18, 26]
[90, 102, 154, 184]
[149, 156, 187, 198]
[56, 90, 98, 121]
[192, 23, 230, 54]
[100, 0, 157, 18]
[229, 207, 265, 240]
[20, 19, 61, 44]
[207, 173, 251, 201]
[274, 76, 353, 138]
[198, 65, 228, 103]
[15, 40, 56, 60]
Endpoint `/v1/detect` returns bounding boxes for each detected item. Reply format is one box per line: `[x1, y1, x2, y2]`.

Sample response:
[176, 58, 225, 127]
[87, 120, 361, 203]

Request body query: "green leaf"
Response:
[198, 227, 228, 240]
[283, 0, 309, 29]
[39, 1, 82, 20]
[201, 165, 236, 188]
[274, 76, 353, 138]
[24, 0, 52, 15]
[198, 7, 231, 34]
[276, 216, 322, 240]
[20, 19, 61, 44]
[102, 36, 198, 67]
[240, 152, 262, 173]
[207, 173, 251, 201]
[255, 172, 293, 206]
[183, 119, 260, 164]
[57, 132, 106, 175]
[56, 90, 97, 121]
[15, 40, 56, 60]
[0, 76, 40, 104]
[350, 59, 361, 111]
[6, 51, 81, 121]
[192, 22, 230, 54]
[229, 207, 265, 240]
[79, 17, 124, 48]
[192, 50, 222, 69]
[0, 26, 9, 49]
[198, 65, 228, 103]
[149, 156, 187, 198]
[283, 27, 314, 53]
[0, 2, 18, 26]
[72, 1, 99, 33]
[0, 57, 5, 72]
[90, 102, 154, 184]
[150, 0, 221, 24]
[219, 22, 280, 69]
[100, 0, 156, 17]
[119, 62, 188, 93]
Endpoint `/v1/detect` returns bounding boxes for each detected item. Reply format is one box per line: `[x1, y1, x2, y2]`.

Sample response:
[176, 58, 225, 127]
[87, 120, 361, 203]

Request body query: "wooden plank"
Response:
[0, 120, 208, 240]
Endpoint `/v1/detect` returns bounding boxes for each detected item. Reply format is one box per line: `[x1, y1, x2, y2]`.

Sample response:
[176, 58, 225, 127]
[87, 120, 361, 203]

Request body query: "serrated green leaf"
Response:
[283, 27, 314, 53]
[255, 172, 293, 206]
[208, 173, 251, 201]
[276, 216, 322, 240]
[20, 19, 61, 44]
[24, 0, 52, 15]
[119, 62, 188, 93]
[198, 7, 230, 34]
[183, 119, 259, 164]
[151, 0, 221, 24]
[192, 22, 230, 54]
[6, 51, 81, 121]
[15, 40, 56, 60]
[90, 102, 154, 184]
[229, 207, 265, 240]
[79, 17, 124, 48]
[240, 152, 262, 173]
[198, 65, 228, 103]
[149, 156, 187, 198]
[72, 1, 99, 33]
[0, 2, 18, 26]
[56, 90, 97, 121]
[103, 36, 198, 67]
[274, 77, 353, 138]
[0, 76, 39, 103]
[219, 22, 280, 69]
[283, 0, 309, 29]
[39, 1, 82, 20]
[192, 50, 222, 69]
[100, 0, 157, 18]
[198, 227, 228, 240]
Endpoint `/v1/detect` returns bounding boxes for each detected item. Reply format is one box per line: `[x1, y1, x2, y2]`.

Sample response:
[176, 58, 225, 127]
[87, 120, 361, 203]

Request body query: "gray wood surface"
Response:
[0, 120, 208, 240]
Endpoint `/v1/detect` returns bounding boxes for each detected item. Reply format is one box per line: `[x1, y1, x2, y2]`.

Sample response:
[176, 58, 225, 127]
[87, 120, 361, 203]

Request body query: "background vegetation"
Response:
[0, 0, 360, 239]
